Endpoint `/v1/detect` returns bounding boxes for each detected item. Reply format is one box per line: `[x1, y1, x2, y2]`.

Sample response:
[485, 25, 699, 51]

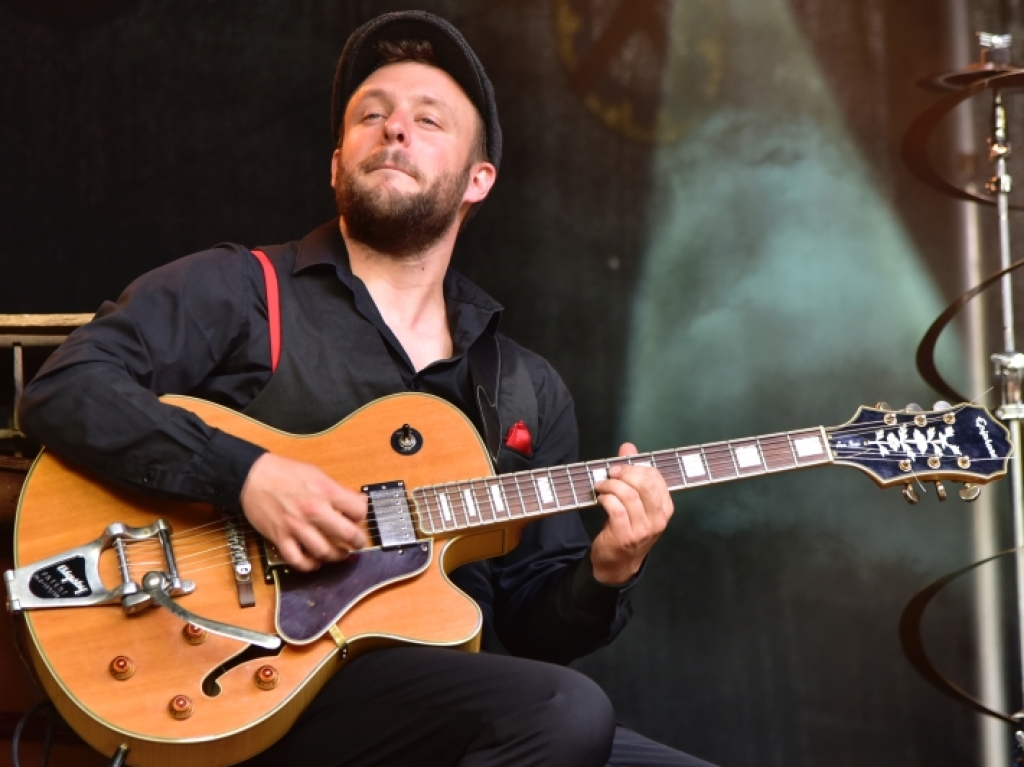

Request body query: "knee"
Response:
[539, 667, 615, 766]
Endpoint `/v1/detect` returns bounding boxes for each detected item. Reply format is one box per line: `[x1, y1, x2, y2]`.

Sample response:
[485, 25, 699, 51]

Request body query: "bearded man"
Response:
[18, 11, 714, 767]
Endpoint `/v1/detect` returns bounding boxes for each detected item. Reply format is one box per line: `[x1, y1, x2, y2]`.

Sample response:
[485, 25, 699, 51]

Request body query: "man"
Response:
[19, 11, 713, 767]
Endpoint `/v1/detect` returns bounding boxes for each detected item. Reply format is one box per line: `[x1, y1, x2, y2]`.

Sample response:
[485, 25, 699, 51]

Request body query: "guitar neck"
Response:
[412, 426, 833, 535]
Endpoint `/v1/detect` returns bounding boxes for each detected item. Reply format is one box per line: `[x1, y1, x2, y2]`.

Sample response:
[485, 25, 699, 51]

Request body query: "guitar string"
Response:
[118, 434, 998, 548]
[116, 408, 1000, 555]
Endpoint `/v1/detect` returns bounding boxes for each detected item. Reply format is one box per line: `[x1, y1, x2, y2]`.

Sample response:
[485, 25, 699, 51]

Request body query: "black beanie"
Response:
[331, 11, 502, 170]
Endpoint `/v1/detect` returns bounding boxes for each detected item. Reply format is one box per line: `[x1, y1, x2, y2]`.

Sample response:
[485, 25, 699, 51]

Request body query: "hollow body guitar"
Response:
[5, 394, 1012, 767]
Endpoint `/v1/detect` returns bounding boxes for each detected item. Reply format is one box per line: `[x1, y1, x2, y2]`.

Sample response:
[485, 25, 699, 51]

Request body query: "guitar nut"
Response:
[254, 665, 279, 690]
[943, 413, 956, 424]
[914, 414, 927, 427]
[958, 457, 971, 469]
[182, 624, 207, 645]
[927, 457, 941, 469]
[109, 656, 135, 681]
[884, 413, 897, 426]
[168, 695, 194, 720]
[899, 460, 912, 472]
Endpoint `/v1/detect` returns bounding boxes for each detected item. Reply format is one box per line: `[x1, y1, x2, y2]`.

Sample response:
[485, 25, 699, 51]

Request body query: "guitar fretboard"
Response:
[412, 427, 832, 535]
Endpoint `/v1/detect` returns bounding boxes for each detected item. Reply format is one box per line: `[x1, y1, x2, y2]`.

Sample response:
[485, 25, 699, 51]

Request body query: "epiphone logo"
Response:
[976, 417, 999, 459]
[57, 564, 90, 596]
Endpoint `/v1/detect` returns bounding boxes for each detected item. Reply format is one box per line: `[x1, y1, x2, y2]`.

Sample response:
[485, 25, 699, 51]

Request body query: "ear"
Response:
[330, 149, 341, 188]
[463, 161, 497, 205]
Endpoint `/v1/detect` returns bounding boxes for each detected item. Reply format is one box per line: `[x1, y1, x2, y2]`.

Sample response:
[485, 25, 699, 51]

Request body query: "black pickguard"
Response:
[275, 543, 431, 644]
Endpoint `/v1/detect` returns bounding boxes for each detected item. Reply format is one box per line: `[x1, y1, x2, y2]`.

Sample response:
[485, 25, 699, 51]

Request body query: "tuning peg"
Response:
[934, 481, 947, 501]
[905, 403, 923, 412]
[959, 483, 982, 502]
[903, 484, 921, 504]
[932, 400, 952, 411]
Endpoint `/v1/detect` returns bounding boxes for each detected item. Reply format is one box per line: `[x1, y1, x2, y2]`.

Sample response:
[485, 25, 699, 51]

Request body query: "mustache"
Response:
[358, 150, 422, 181]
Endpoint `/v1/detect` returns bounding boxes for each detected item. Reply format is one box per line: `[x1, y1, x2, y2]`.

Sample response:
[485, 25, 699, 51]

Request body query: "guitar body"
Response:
[13, 393, 523, 767]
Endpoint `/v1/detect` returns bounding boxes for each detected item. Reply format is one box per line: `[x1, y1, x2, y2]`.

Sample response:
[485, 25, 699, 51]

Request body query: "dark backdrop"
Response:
[1, 1, 1020, 765]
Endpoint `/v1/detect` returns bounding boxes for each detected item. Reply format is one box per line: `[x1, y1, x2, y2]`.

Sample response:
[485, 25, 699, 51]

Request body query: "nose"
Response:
[382, 110, 409, 146]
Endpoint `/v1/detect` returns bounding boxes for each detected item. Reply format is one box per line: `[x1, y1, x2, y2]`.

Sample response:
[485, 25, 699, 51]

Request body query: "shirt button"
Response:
[142, 469, 156, 484]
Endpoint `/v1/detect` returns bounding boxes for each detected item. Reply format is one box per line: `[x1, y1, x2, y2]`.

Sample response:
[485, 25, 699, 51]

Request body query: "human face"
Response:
[332, 62, 495, 254]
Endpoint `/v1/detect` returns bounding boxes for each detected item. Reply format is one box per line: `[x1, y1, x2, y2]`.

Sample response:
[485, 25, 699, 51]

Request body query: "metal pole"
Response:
[947, 5, 1011, 763]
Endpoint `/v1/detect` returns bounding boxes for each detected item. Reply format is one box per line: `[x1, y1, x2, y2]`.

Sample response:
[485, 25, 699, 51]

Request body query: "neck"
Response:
[339, 219, 456, 370]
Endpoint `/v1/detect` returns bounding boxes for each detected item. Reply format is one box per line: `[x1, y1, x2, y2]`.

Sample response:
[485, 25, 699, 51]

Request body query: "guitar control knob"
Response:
[182, 624, 207, 645]
[254, 665, 280, 690]
[934, 482, 947, 501]
[109, 656, 135, 681]
[168, 695, 194, 720]
[902, 484, 920, 505]
[959, 483, 982, 502]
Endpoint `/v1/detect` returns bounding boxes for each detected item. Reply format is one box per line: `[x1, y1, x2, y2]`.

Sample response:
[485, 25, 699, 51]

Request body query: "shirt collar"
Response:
[293, 218, 504, 356]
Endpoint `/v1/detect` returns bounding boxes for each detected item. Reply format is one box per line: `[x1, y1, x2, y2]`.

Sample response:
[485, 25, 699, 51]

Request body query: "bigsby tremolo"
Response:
[5, 519, 193, 615]
[4, 518, 281, 649]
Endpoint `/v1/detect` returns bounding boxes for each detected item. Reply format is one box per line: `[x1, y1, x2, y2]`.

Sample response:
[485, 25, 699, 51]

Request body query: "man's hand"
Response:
[590, 442, 674, 585]
[240, 453, 368, 572]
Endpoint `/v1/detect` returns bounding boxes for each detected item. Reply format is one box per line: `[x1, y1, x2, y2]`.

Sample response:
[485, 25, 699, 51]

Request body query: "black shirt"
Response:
[18, 219, 636, 663]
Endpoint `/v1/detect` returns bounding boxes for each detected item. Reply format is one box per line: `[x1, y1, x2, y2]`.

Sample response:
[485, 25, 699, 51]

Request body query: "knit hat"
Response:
[331, 11, 502, 170]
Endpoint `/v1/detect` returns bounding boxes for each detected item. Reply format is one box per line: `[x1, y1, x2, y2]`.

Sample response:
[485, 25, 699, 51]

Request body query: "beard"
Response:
[335, 149, 472, 258]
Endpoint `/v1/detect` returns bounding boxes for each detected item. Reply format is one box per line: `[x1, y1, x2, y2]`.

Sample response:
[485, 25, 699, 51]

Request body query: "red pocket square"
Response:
[504, 420, 533, 457]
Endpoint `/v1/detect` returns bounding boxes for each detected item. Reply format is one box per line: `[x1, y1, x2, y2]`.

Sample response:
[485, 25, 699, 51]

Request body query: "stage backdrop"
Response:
[1, 0, 1018, 765]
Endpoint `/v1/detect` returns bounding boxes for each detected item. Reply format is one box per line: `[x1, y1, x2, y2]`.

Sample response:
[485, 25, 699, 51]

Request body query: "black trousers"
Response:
[239, 647, 716, 767]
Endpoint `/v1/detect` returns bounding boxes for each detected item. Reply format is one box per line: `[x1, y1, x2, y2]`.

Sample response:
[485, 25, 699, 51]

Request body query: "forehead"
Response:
[346, 61, 475, 119]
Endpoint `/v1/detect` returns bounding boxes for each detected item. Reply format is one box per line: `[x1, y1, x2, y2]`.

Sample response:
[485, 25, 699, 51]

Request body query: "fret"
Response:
[459, 482, 479, 524]
[761, 435, 796, 472]
[731, 440, 767, 477]
[484, 479, 504, 520]
[495, 480, 512, 519]
[565, 465, 581, 507]
[791, 429, 828, 466]
[672, 450, 689, 490]
[678, 450, 708, 485]
[652, 451, 682, 489]
[535, 473, 557, 509]
[509, 474, 528, 518]
[519, 473, 542, 515]
[444, 484, 467, 529]
[470, 480, 493, 523]
[783, 433, 800, 468]
[412, 489, 431, 534]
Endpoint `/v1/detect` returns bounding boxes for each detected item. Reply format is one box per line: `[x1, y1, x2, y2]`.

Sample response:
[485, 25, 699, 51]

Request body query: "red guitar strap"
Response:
[251, 249, 281, 372]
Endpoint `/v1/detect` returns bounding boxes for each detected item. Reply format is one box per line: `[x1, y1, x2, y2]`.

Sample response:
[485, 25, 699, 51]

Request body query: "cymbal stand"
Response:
[985, 65, 1024, 716]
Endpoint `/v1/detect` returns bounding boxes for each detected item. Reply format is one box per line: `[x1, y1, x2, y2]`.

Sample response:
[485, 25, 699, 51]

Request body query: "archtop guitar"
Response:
[3, 394, 1012, 766]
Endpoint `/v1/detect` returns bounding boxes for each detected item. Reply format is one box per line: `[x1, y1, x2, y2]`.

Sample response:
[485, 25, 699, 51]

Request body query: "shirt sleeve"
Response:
[489, 347, 639, 665]
[17, 247, 270, 506]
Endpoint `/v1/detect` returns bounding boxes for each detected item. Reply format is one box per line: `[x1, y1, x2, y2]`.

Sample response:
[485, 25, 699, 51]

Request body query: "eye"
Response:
[418, 116, 440, 128]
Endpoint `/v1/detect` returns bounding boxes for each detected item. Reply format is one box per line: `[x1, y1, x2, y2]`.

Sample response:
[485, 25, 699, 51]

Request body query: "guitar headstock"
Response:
[828, 403, 1012, 496]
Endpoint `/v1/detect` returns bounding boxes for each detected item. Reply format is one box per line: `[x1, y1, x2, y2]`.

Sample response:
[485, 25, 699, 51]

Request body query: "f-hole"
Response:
[201, 643, 284, 697]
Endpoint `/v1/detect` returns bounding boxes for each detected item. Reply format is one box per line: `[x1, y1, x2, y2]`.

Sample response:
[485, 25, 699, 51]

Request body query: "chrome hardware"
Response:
[959, 483, 982, 502]
[224, 512, 255, 608]
[140, 572, 281, 650]
[3, 519, 194, 614]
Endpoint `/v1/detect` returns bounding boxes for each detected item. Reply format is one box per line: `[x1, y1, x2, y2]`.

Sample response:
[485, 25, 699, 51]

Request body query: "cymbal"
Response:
[916, 61, 1024, 91]
[902, 69, 1024, 208]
